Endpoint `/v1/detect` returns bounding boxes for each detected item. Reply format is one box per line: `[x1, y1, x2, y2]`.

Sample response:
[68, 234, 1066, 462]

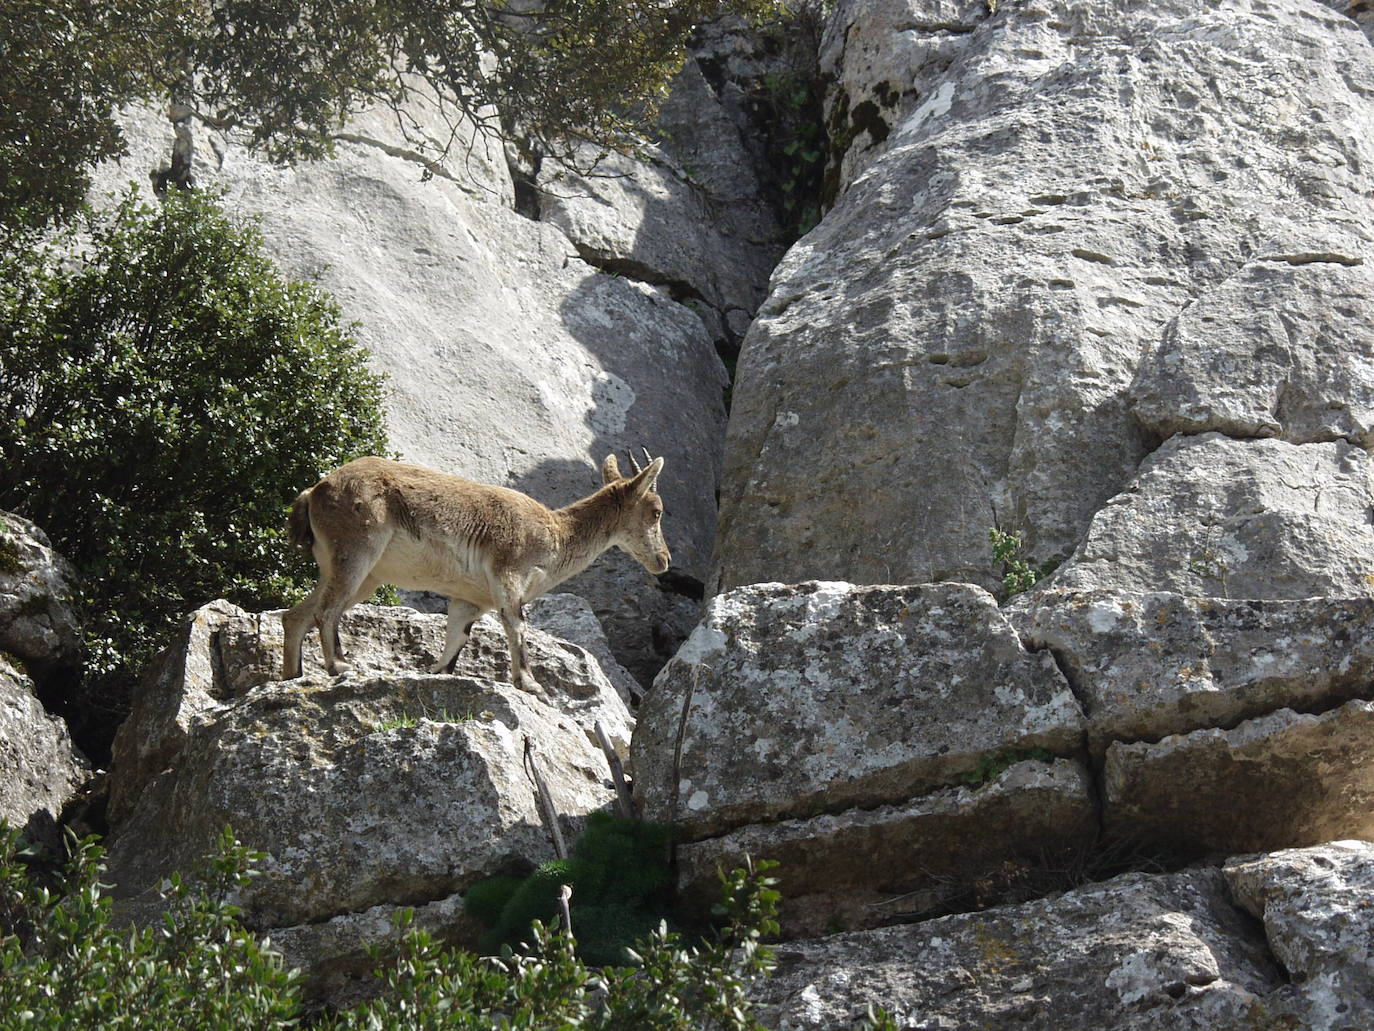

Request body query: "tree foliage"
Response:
[0, 0, 782, 238]
[0, 188, 389, 756]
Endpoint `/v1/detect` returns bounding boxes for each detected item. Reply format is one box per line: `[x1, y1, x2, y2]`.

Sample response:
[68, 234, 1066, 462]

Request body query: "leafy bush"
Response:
[0, 826, 301, 1030]
[0, 825, 784, 1031]
[0, 188, 389, 757]
[330, 859, 782, 1031]
[468, 812, 674, 965]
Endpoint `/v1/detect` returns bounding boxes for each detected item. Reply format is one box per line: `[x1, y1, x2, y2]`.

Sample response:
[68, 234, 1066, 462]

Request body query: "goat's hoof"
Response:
[329, 660, 354, 677]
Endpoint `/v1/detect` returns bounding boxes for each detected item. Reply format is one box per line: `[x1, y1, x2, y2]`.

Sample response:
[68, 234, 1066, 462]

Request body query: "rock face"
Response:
[105, 602, 628, 992]
[634, 580, 1084, 836]
[1225, 841, 1374, 1029]
[751, 848, 1374, 1030]
[0, 655, 91, 849]
[0, 511, 81, 681]
[1013, 590, 1374, 755]
[92, 89, 726, 682]
[712, 0, 1374, 595]
[633, 581, 1091, 931]
[109, 601, 632, 825]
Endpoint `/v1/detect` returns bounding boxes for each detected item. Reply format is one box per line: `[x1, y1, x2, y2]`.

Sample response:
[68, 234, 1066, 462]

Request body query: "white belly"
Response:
[369, 533, 497, 608]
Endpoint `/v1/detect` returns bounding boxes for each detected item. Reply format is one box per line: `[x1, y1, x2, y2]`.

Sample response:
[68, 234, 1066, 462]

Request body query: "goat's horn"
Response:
[640, 446, 654, 470]
[625, 449, 644, 475]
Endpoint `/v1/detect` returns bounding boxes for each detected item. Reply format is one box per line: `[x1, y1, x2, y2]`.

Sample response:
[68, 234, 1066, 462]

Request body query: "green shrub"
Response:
[0, 188, 389, 758]
[467, 813, 674, 965]
[0, 825, 301, 1030]
[0, 824, 784, 1031]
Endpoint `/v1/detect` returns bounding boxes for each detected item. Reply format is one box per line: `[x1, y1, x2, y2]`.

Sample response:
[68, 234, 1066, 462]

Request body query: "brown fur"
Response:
[281, 454, 669, 691]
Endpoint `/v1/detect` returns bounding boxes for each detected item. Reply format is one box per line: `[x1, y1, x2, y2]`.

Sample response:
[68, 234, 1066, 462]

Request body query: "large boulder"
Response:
[712, 0, 1374, 594]
[1047, 433, 1374, 598]
[633, 581, 1084, 838]
[0, 655, 91, 849]
[109, 601, 632, 825]
[0, 511, 81, 680]
[750, 849, 1370, 1030]
[1012, 589, 1374, 755]
[1224, 840, 1374, 1029]
[1103, 700, 1374, 856]
[92, 89, 727, 682]
[106, 672, 614, 929]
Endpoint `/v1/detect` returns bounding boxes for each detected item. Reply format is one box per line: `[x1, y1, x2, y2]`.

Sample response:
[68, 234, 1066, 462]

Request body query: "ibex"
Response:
[281, 451, 669, 692]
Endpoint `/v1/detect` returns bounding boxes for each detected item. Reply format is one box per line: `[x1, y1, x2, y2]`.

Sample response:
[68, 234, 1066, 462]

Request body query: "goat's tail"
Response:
[287, 489, 314, 548]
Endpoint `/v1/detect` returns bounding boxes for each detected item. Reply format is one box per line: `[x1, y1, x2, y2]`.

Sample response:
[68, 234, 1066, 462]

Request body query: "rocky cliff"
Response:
[7, 0, 1374, 1025]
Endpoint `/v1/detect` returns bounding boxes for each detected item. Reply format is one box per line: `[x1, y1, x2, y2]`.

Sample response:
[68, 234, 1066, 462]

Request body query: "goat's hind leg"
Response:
[431, 599, 483, 674]
[316, 551, 383, 677]
[282, 587, 322, 679]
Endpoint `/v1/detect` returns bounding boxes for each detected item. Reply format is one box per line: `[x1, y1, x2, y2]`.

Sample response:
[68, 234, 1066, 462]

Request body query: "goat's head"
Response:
[601, 450, 671, 575]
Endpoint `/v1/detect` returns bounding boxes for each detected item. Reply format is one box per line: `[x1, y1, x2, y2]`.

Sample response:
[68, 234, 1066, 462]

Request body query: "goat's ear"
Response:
[601, 454, 622, 485]
[630, 457, 665, 498]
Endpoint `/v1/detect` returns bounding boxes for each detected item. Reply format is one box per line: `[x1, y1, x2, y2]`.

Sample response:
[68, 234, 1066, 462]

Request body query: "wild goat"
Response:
[281, 452, 669, 692]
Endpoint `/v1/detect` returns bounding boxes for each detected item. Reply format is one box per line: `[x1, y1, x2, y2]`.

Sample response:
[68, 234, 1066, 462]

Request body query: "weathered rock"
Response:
[751, 866, 1289, 1030]
[1049, 433, 1374, 598]
[1012, 589, 1374, 755]
[713, 0, 1374, 595]
[526, 593, 643, 708]
[110, 601, 632, 824]
[633, 581, 1084, 839]
[105, 672, 615, 932]
[1225, 841, 1374, 1029]
[268, 891, 477, 1010]
[0, 655, 91, 848]
[0, 511, 81, 678]
[1131, 260, 1374, 447]
[677, 758, 1096, 937]
[93, 97, 727, 683]
[1104, 700, 1374, 856]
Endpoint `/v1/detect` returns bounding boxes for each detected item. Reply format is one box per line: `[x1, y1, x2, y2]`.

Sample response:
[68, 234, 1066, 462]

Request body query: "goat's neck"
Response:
[549, 486, 624, 583]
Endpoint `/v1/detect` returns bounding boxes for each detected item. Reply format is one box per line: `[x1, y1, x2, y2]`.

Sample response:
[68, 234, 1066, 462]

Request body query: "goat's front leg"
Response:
[431, 600, 483, 674]
[494, 580, 540, 694]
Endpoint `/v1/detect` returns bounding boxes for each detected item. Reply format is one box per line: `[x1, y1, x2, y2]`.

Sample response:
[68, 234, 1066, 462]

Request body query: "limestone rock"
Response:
[0, 511, 81, 678]
[633, 581, 1084, 839]
[105, 672, 615, 931]
[92, 99, 727, 682]
[1048, 433, 1374, 598]
[110, 600, 632, 824]
[1012, 590, 1374, 755]
[0, 655, 91, 848]
[713, 0, 1374, 595]
[1104, 701, 1374, 856]
[751, 866, 1287, 1030]
[526, 593, 642, 708]
[1131, 260, 1374, 447]
[1225, 841, 1374, 1029]
[677, 758, 1096, 936]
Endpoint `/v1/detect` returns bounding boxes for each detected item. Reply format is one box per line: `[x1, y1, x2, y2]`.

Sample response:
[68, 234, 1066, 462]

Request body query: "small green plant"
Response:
[959, 747, 1055, 788]
[989, 528, 1048, 598]
[467, 812, 675, 966]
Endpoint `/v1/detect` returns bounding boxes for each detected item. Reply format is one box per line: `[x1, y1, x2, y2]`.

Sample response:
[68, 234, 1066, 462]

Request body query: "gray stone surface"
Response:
[713, 0, 1374, 595]
[0, 511, 81, 677]
[1012, 589, 1374, 755]
[110, 600, 633, 825]
[92, 98, 726, 683]
[106, 672, 615, 930]
[751, 866, 1288, 1030]
[1104, 700, 1374, 856]
[1048, 433, 1374, 598]
[677, 758, 1096, 937]
[633, 581, 1084, 839]
[526, 592, 643, 708]
[0, 655, 91, 849]
[1225, 841, 1374, 1030]
[1131, 260, 1374, 447]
